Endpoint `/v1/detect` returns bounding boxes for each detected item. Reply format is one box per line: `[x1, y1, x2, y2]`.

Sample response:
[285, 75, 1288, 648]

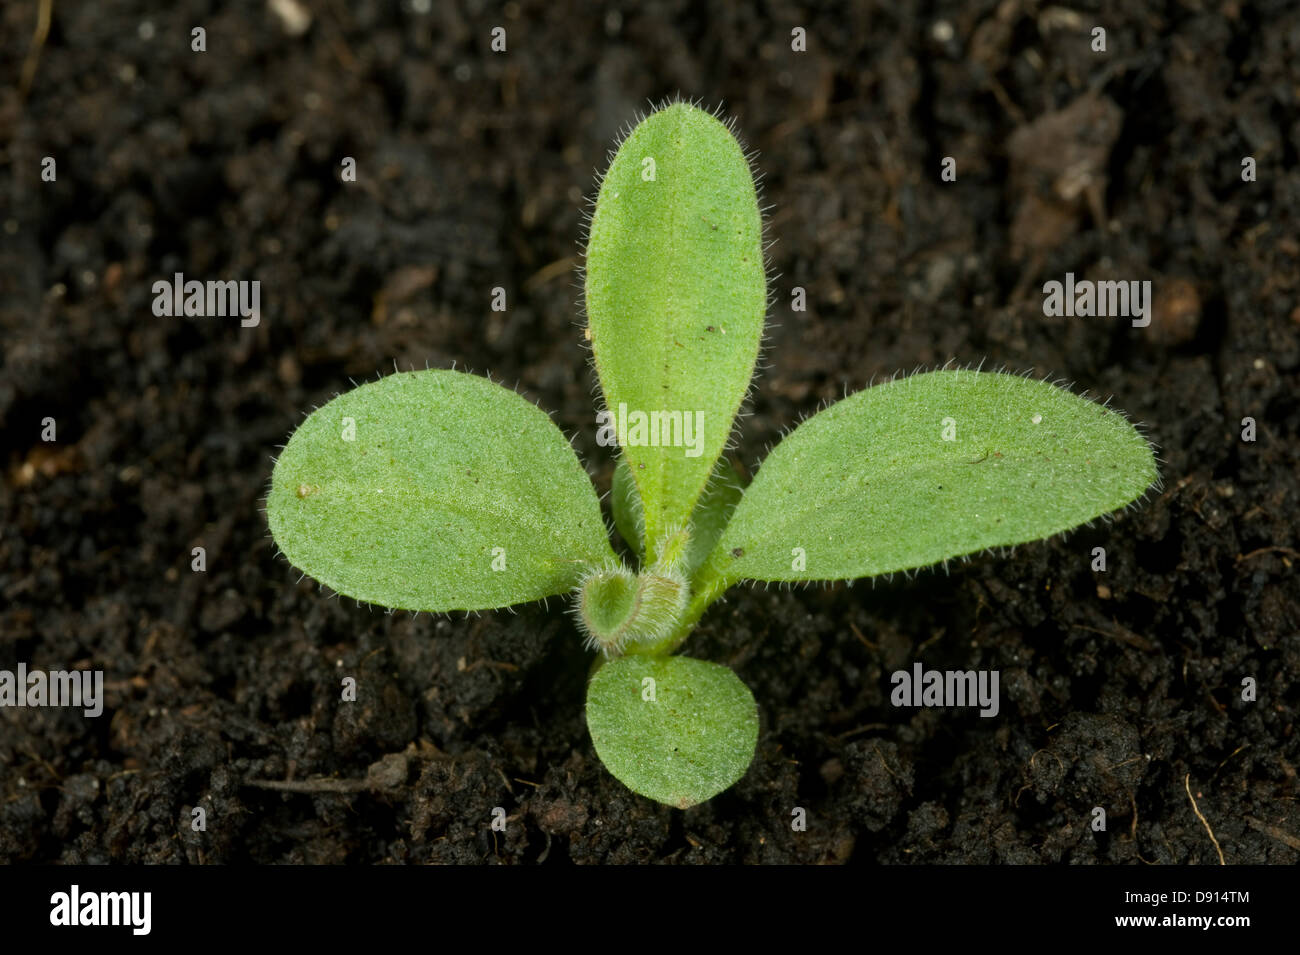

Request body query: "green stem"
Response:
[631, 568, 730, 656]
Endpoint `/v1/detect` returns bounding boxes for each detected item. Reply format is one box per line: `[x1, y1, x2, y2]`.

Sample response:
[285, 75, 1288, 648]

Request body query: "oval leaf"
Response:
[708, 370, 1158, 583]
[268, 369, 615, 611]
[586, 654, 758, 808]
[585, 102, 766, 556]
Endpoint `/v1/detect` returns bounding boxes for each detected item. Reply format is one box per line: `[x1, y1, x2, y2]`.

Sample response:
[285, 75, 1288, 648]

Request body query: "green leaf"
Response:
[585, 102, 766, 560]
[586, 654, 758, 808]
[612, 453, 745, 580]
[611, 455, 644, 560]
[267, 369, 616, 611]
[681, 456, 746, 580]
[575, 562, 688, 654]
[706, 370, 1159, 584]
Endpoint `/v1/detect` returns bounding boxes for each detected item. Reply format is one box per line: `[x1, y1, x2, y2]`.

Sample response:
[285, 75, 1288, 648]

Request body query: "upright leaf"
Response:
[681, 456, 746, 579]
[612, 453, 745, 579]
[610, 455, 645, 560]
[705, 370, 1158, 584]
[585, 102, 766, 559]
[268, 369, 615, 611]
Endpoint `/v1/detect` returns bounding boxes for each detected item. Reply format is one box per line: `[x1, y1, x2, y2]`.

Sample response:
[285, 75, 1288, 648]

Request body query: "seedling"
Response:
[267, 102, 1158, 808]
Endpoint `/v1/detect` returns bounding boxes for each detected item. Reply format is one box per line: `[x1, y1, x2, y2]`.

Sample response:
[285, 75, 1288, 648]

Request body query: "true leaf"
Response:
[610, 455, 644, 560]
[585, 654, 759, 808]
[706, 370, 1158, 584]
[267, 369, 615, 611]
[585, 102, 766, 558]
[681, 456, 746, 579]
[612, 453, 745, 579]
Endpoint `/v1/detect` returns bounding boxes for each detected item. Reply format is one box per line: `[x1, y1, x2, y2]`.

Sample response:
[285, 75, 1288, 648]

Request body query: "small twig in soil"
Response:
[873, 743, 903, 785]
[496, 768, 514, 796]
[19, 0, 52, 98]
[1213, 743, 1250, 780]
[1236, 546, 1299, 564]
[1071, 622, 1155, 653]
[1158, 473, 1196, 504]
[916, 627, 947, 655]
[457, 658, 519, 674]
[244, 753, 408, 795]
[832, 723, 888, 742]
[985, 74, 1026, 125]
[1244, 816, 1300, 852]
[1203, 685, 1227, 715]
[245, 777, 368, 794]
[1184, 774, 1226, 865]
[848, 621, 876, 650]
[1130, 790, 1155, 865]
[524, 256, 577, 291]
[1028, 748, 1065, 775]
[21, 747, 62, 783]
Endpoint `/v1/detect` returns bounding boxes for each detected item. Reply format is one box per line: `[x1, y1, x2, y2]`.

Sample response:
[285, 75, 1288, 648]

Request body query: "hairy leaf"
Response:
[681, 456, 746, 579]
[586, 654, 758, 808]
[585, 102, 766, 559]
[575, 562, 688, 654]
[268, 369, 615, 611]
[613, 454, 745, 580]
[706, 370, 1158, 584]
[611, 455, 644, 560]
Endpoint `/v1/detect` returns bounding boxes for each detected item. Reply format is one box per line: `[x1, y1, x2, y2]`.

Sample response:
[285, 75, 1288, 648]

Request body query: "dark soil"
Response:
[2, 1, 1297, 864]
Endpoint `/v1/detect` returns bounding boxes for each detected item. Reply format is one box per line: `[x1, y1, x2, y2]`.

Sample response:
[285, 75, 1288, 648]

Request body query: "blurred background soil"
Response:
[1, 0, 1297, 863]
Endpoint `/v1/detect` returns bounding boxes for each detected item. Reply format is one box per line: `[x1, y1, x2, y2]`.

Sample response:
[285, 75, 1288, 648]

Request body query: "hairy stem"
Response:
[574, 562, 688, 655]
[634, 570, 730, 656]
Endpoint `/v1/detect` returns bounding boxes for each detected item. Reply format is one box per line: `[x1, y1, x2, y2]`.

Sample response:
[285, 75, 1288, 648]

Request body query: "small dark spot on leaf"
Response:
[706, 326, 715, 332]
[731, 547, 744, 558]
